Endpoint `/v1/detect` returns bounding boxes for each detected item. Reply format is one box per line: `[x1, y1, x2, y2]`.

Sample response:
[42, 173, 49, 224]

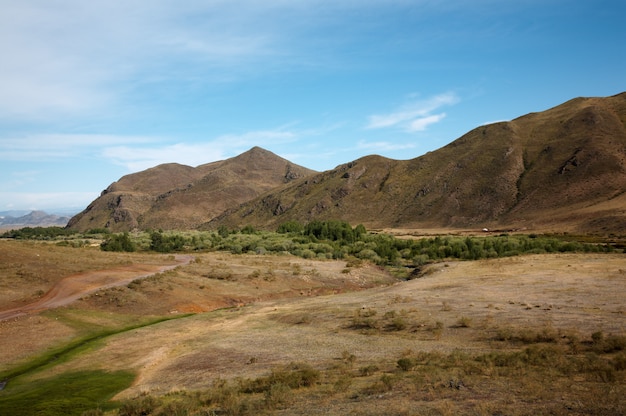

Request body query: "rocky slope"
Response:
[67, 147, 317, 231]
[68, 92, 626, 234]
[206, 92, 626, 234]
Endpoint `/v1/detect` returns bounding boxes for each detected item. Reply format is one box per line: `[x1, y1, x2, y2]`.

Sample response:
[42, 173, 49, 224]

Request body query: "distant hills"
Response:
[68, 92, 626, 234]
[0, 211, 71, 228]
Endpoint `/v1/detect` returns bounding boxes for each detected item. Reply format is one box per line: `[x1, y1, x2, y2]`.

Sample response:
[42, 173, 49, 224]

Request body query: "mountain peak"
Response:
[67, 148, 317, 231]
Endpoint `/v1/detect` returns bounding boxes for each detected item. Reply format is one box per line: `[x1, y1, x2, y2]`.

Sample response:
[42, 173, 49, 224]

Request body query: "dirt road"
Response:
[0, 255, 193, 322]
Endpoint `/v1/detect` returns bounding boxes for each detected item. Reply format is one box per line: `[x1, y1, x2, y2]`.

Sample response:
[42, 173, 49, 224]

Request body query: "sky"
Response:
[1, 0, 625, 213]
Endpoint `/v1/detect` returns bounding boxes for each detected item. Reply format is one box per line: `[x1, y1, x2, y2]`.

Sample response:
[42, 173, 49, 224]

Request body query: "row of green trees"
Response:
[0, 226, 77, 239]
[2, 221, 617, 267]
[201, 221, 616, 266]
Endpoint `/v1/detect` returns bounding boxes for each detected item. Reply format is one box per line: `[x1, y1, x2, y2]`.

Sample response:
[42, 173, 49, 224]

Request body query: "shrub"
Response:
[456, 316, 473, 328]
[217, 225, 230, 238]
[397, 357, 417, 371]
[264, 382, 292, 409]
[115, 394, 159, 416]
[236, 225, 255, 234]
[100, 232, 135, 252]
[244, 362, 320, 393]
[149, 231, 186, 252]
[592, 333, 626, 353]
[388, 316, 408, 331]
[359, 365, 379, 376]
[277, 220, 304, 234]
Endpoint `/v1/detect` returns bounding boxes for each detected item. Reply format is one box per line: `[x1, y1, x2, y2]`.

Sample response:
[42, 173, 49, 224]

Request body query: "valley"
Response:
[1, 92, 625, 415]
[0, 238, 624, 415]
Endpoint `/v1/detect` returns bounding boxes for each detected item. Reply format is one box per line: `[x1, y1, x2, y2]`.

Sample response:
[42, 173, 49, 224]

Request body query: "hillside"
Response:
[206, 92, 626, 234]
[68, 92, 626, 234]
[67, 147, 317, 231]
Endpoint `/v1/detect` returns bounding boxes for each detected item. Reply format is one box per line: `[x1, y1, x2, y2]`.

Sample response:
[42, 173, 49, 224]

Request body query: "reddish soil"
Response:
[0, 255, 192, 322]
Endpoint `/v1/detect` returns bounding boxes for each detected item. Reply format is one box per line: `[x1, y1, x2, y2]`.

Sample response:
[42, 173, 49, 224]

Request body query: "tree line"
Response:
[2, 221, 617, 268]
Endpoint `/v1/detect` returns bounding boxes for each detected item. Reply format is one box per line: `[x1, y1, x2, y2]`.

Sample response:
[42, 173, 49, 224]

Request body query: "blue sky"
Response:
[1, 0, 625, 213]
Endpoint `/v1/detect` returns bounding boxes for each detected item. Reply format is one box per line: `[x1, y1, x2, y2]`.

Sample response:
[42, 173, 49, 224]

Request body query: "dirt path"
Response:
[0, 255, 193, 322]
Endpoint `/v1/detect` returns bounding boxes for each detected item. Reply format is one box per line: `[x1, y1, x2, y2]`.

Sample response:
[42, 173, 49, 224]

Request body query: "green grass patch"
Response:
[0, 370, 134, 416]
[0, 314, 193, 385]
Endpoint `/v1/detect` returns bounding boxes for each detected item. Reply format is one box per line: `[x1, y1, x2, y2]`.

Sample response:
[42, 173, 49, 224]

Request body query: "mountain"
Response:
[205, 92, 626, 234]
[0, 211, 71, 228]
[66, 147, 317, 231]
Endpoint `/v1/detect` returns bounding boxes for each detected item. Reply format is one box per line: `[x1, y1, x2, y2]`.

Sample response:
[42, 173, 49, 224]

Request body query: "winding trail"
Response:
[0, 255, 193, 322]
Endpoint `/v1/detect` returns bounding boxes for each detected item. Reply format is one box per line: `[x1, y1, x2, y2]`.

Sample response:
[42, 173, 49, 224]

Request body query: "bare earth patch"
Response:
[0, 255, 191, 321]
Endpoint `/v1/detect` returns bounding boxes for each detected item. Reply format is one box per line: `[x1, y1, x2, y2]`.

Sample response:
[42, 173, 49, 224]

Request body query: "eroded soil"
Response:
[0, 255, 192, 321]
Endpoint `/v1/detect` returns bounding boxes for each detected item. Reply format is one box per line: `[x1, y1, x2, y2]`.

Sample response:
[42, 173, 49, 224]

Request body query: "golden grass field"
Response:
[0, 239, 625, 415]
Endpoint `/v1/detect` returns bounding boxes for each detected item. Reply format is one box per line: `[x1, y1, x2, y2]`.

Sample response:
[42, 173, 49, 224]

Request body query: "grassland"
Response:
[0, 231, 624, 415]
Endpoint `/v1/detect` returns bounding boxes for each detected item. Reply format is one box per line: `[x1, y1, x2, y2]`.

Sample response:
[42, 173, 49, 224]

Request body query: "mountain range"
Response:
[0, 211, 71, 228]
[68, 92, 626, 234]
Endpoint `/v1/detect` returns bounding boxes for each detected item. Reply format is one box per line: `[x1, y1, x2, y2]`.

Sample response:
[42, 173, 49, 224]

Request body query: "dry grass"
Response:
[0, 241, 625, 414]
[0, 240, 168, 308]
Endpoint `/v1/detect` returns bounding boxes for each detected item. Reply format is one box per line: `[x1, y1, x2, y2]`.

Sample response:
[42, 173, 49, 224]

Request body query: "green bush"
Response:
[100, 232, 135, 252]
[277, 220, 304, 234]
[149, 231, 186, 252]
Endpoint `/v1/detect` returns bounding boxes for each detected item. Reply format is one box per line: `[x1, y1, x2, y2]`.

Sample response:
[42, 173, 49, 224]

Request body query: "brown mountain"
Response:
[67, 147, 317, 231]
[205, 92, 626, 234]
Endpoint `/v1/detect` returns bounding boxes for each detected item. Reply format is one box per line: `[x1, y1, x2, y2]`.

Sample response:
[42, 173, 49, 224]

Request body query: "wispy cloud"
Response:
[366, 92, 459, 132]
[407, 113, 447, 132]
[0, 2, 287, 122]
[1, 1, 463, 123]
[0, 191, 99, 211]
[101, 128, 301, 171]
[102, 143, 227, 172]
[0, 125, 306, 171]
[0, 134, 158, 161]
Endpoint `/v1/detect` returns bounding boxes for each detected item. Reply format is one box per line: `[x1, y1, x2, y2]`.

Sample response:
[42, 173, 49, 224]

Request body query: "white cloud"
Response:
[0, 191, 99, 212]
[366, 92, 459, 132]
[407, 113, 447, 132]
[0, 1, 455, 123]
[0, 134, 158, 161]
[102, 143, 227, 172]
[0, 1, 285, 122]
[101, 128, 300, 171]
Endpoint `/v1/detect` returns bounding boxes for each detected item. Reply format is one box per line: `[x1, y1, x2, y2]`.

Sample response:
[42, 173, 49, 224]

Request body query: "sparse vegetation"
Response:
[2, 223, 620, 269]
[0, 230, 624, 415]
[86, 338, 624, 415]
[141, 224, 618, 267]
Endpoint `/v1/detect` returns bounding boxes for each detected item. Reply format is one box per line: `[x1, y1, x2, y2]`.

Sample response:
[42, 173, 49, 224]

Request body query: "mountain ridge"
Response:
[66, 146, 317, 231]
[0, 211, 71, 228]
[68, 92, 626, 234]
[205, 92, 626, 233]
